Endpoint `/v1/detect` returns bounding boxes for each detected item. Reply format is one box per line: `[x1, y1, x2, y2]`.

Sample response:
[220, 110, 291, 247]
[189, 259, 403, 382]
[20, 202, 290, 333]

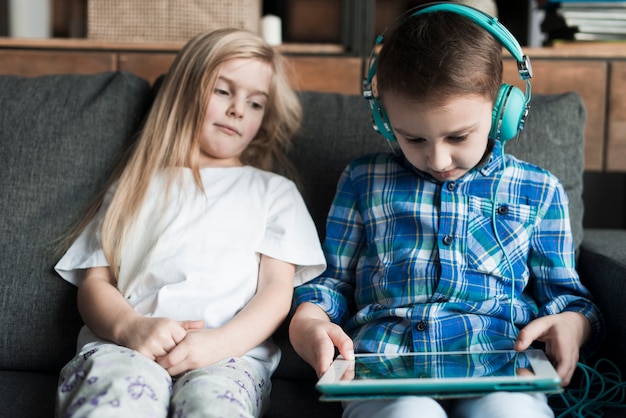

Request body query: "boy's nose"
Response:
[428, 145, 452, 171]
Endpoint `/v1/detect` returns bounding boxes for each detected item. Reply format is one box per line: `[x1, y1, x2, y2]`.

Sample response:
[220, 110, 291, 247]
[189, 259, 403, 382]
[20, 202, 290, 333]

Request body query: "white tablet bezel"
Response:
[316, 349, 562, 400]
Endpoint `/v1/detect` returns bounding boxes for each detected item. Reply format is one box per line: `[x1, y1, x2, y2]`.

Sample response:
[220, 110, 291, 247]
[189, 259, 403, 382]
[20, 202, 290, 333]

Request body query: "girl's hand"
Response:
[156, 327, 226, 376]
[119, 317, 204, 361]
[289, 302, 354, 378]
[514, 311, 592, 386]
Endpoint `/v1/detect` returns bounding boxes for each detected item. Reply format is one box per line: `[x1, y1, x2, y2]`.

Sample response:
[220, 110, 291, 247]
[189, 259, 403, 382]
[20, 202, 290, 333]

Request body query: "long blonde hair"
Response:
[63, 28, 302, 279]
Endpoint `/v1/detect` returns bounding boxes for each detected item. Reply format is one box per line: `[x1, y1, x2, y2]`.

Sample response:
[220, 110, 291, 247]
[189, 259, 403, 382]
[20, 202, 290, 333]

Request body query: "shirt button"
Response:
[497, 205, 509, 215]
[442, 235, 453, 245]
[415, 321, 427, 331]
[446, 181, 456, 191]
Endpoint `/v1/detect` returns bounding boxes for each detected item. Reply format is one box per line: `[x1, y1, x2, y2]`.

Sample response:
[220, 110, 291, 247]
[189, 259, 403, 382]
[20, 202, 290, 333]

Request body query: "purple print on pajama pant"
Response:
[57, 343, 270, 418]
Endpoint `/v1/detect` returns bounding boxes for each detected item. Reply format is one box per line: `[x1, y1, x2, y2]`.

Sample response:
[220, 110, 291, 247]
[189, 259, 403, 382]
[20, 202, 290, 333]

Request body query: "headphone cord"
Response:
[552, 358, 626, 417]
[491, 142, 518, 338]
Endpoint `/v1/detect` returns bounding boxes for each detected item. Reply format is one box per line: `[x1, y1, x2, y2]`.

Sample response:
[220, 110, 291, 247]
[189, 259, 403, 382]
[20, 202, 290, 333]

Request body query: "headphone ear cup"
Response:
[491, 84, 526, 142]
[371, 98, 397, 142]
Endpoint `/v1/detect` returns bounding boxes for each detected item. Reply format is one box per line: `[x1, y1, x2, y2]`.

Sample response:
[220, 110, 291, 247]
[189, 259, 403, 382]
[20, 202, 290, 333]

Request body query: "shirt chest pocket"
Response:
[466, 196, 537, 279]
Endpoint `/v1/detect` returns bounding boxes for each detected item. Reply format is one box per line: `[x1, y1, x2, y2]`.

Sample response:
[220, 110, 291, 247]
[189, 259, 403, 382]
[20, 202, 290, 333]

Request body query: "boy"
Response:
[289, 4, 603, 418]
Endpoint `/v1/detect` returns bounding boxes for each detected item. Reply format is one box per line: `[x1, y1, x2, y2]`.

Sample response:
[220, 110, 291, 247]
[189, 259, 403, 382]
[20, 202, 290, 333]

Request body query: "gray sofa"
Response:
[1, 71, 624, 417]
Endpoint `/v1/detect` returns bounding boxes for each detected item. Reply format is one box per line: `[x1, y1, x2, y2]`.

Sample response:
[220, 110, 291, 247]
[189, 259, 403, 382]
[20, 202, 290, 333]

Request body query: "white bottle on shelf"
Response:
[8, 0, 51, 38]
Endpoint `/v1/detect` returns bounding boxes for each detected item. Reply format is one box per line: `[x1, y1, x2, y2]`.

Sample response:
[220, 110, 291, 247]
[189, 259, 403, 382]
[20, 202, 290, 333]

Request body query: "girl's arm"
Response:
[78, 266, 200, 359]
[157, 254, 295, 376]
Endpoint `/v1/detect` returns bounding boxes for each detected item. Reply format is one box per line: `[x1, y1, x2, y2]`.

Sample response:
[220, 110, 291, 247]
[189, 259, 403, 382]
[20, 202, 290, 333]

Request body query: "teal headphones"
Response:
[362, 2, 533, 143]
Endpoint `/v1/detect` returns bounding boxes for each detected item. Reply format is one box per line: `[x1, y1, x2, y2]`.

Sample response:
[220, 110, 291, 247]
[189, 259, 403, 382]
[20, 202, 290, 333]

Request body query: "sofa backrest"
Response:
[0, 72, 585, 375]
[0, 72, 152, 372]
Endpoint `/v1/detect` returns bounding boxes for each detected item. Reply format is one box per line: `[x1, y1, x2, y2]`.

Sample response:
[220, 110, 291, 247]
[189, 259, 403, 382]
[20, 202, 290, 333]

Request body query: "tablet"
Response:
[316, 349, 562, 401]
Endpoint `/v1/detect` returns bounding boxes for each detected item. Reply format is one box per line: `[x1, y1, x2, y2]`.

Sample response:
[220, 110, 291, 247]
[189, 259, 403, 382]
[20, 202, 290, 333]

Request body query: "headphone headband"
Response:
[410, 3, 532, 80]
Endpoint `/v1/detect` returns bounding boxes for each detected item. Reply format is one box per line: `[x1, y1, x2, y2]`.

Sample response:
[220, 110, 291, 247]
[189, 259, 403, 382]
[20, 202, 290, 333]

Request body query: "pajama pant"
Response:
[56, 343, 271, 418]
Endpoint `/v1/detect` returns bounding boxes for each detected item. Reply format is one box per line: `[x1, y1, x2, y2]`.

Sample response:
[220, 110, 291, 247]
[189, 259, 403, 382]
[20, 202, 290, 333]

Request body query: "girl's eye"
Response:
[249, 98, 267, 111]
[214, 88, 230, 96]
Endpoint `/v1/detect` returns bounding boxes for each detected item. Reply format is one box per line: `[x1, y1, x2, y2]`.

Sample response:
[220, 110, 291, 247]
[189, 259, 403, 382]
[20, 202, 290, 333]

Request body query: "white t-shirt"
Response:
[55, 166, 326, 373]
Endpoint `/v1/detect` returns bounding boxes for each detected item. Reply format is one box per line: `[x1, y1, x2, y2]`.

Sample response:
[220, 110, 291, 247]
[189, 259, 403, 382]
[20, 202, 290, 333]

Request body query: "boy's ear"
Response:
[371, 76, 379, 97]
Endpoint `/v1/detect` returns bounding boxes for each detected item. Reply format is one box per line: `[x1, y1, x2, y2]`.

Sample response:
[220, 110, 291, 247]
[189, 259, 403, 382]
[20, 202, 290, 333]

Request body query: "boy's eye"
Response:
[404, 136, 425, 144]
[447, 135, 468, 142]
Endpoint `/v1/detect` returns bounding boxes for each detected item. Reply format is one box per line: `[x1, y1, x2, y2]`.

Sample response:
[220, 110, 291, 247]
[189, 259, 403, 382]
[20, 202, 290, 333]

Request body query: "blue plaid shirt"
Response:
[294, 142, 603, 354]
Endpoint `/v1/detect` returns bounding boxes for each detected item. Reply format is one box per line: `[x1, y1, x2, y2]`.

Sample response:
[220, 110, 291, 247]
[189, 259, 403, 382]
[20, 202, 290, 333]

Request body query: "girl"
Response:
[55, 28, 325, 417]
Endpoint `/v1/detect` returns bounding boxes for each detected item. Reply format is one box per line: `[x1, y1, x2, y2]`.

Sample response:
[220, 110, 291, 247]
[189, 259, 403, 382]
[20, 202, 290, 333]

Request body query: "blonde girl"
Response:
[55, 28, 325, 418]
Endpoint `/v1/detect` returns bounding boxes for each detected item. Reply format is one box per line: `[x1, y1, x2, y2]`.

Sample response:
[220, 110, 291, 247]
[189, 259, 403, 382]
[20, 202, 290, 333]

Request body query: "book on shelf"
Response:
[542, 1, 626, 43]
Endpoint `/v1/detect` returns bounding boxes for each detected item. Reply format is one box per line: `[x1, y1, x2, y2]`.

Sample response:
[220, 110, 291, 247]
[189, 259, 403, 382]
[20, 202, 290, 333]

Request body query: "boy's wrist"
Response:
[293, 302, 331, 322]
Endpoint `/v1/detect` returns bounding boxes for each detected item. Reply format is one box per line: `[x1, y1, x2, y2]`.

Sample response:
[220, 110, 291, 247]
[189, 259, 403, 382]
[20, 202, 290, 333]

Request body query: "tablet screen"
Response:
[349, 350, 530, 381]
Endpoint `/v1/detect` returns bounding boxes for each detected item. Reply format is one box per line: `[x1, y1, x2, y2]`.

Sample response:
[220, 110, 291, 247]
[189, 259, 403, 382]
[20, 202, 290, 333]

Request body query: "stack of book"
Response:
[542, 1, 626, 43]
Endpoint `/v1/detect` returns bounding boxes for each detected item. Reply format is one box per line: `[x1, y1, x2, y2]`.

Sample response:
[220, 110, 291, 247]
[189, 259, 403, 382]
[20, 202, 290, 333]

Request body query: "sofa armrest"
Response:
[577, 228, 626, 374]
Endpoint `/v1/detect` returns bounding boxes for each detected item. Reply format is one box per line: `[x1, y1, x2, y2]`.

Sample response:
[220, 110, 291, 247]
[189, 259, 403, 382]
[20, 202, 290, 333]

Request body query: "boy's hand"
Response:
[289, 302, 354, 377]
[514, 311, 592, 386]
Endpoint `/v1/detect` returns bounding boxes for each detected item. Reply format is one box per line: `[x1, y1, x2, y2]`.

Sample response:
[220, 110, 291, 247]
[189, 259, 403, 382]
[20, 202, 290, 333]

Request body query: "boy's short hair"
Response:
[376, 10, 503, 107]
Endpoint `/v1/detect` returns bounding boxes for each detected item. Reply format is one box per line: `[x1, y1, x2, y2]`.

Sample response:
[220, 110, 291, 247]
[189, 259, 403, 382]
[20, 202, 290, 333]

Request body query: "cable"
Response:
[552, 358, 626, 417]
[491, 141, 518, 337]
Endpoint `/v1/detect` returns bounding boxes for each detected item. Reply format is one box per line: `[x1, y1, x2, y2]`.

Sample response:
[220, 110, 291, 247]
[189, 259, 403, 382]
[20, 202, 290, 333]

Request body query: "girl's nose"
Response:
[228, 100, 244, 118]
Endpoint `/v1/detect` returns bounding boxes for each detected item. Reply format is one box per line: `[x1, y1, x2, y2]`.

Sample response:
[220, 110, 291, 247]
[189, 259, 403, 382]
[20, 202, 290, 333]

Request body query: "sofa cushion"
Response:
[578, 228, 626, 374]
[291, 91, 586, 249]
[507, 92, 586, 250]
[0, 72, 152, 372]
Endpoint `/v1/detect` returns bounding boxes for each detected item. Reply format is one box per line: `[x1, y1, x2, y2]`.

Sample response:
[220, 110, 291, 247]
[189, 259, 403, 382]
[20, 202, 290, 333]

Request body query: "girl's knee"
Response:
[57, 345, 171, 418]
[170, 358, 270, 418]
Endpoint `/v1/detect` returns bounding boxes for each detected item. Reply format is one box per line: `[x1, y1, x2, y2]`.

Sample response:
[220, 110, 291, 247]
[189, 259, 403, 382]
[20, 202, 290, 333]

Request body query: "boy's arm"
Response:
[78, 266, 201, 360]
[157, 254, 295, 376]
[289, 302, 354, 377]
[287, 164, 366, 376]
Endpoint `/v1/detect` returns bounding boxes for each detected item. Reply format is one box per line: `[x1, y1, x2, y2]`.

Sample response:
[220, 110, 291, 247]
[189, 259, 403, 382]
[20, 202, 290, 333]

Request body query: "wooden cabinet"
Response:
[0, 38, 363, 93]
[503, 58, 607, 172]
[507, 43, 626, 173]
[0, 38, 624, 173]
[0, 48, 115, 75]
[609, 62, 626, 172]
[118, 52, 363, 93]
[118, 52, 177, 85]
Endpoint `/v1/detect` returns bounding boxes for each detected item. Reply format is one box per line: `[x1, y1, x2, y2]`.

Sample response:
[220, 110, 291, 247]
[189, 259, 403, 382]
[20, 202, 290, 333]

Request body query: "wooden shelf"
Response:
[0, 37, 346, 54]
